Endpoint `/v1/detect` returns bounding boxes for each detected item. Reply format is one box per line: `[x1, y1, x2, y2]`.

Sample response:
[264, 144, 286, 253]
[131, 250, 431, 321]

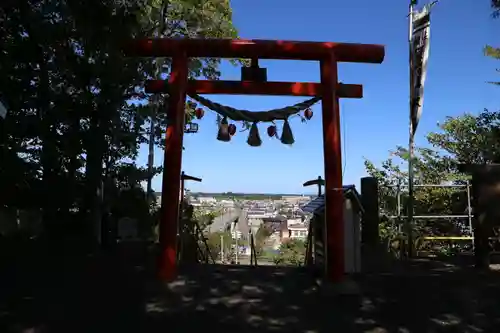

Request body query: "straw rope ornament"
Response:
[188, 93, 319, 147]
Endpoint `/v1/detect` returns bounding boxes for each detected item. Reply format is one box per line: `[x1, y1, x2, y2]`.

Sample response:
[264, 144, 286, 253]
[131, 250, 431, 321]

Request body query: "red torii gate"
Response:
[124, 38, 385, 283]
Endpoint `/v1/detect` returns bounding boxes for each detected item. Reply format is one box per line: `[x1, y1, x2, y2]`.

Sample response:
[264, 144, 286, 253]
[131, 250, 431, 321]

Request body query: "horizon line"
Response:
[154, 191, 317, 196]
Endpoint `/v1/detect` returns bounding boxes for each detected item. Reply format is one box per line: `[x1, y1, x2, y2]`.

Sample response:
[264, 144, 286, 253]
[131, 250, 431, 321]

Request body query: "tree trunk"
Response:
[39, 54, 61, 245]
[83, 109, 106, 250]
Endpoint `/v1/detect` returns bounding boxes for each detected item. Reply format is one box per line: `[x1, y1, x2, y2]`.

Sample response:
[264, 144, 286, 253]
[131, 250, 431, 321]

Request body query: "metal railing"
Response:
[177, 203, 222, 265]
[195, 221, 215, 264]
[382, 182, 476, 251]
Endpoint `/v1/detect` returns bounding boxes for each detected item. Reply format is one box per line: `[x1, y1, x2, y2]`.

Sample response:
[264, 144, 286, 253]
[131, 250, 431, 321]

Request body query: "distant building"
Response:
[259, 216, 287, 250]
[288, 225, 308, 239]
[282, 195, 311, 205]
[231, 229, 243, 240]
[261, 216, 287, 232]
[247, 217, 263, 235]
[220, 199, 235, 208]
[198, 196, 217, 204]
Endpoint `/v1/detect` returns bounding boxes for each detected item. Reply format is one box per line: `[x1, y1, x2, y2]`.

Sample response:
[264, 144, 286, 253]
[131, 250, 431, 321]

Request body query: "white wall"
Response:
[343, 199, 361, 273]
[286, 218, 302, 227]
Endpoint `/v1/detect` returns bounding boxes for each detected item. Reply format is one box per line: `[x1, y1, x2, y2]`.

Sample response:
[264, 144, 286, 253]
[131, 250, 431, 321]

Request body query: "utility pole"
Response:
[177, 172, 202, 263]
[220, 234, 224, 263]
[247, 230, 251, 257]
[406, 0, 416, 259]
[146, 1, 168, 205]
[406, 0, 435, 258]
[235, 225, 239, 264]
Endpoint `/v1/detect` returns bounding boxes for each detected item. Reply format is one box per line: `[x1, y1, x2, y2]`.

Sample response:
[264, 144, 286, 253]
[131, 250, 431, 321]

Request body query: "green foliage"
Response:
[137, 0, 241, 142]
[485, 0, 500, 84]
[205, 231, 233, 261]
[0, 0, 240, 242]
[491, 0, 500, 18]
[193, 207, 221, 231]
[427, 110, 500, 165]
[365, 109, 500, 255]
[273, 239, 306, 266]
[484, 46, 500, 86]
[256, 224, 272, 240]
[253, 224, 272, 255]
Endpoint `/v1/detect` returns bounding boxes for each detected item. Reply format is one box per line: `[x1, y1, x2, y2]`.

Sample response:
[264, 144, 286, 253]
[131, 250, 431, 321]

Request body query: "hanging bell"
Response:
[247, 122, 262, 147]
[217, 116, 231, 142]
[228, 124, 237, 136]
[195, 108, 204, 119]
[280, 119, 295, 145]
[304, 108, 313, 120]
[267, 125, 277, 138]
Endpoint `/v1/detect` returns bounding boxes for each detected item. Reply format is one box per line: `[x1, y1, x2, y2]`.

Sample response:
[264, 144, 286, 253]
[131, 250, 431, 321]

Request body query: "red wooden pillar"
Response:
[320, 52, 345, 283]
[158, 52, 188, 281]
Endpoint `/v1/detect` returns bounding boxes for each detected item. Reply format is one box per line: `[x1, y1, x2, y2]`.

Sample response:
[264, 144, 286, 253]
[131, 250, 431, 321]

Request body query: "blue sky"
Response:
[139, 0, 499, 194]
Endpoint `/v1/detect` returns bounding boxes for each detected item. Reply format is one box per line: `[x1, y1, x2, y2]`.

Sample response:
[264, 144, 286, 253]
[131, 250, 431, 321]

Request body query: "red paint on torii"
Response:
[146, 80, 364, 98]
[124, 38, 385, 283]
[125, 38, 384, 62]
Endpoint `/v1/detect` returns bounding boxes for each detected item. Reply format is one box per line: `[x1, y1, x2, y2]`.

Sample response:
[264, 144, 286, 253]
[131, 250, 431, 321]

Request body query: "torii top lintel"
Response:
[125, 38, 385, 63]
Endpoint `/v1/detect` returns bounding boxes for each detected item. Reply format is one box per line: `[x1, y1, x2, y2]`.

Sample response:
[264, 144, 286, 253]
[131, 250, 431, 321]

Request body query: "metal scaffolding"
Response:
[384, 181, 475, 249]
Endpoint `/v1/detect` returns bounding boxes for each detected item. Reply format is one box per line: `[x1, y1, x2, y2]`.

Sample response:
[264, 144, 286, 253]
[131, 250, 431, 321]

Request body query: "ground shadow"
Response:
[350, 260, 500, 332]
[2, 241, 500, 332]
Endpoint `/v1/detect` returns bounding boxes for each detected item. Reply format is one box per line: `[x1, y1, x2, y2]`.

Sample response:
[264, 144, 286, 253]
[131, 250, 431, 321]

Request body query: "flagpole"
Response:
[406, 0, 415, 259]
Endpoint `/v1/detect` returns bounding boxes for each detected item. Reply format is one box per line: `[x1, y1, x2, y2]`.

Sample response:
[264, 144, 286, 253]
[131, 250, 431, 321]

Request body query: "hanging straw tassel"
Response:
[247, 122, 262, 147]
[280, 119, 295, 145]
[217, 116, 231, 142]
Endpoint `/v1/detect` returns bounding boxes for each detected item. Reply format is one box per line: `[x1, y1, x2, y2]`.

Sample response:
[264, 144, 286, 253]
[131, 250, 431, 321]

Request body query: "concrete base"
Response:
[315, 277, 361, 296]
[165, 278, 188, 293]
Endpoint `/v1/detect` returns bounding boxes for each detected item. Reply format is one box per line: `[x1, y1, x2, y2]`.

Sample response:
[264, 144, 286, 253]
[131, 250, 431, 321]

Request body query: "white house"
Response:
[198, 196, 217, 204]
[287, 222, 308, 239]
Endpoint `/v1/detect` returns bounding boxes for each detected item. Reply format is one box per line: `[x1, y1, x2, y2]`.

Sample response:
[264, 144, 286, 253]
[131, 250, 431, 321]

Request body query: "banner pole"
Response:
[406, 1, 415, 259]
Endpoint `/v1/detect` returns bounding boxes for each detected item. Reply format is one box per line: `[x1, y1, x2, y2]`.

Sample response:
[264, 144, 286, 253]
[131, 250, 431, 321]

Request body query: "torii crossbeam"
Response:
[124, 38, 385, 283]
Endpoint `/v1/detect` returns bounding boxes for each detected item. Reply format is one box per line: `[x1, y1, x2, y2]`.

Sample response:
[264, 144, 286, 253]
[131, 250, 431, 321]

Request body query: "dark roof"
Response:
[262, 216, 287, 222]
[265, 222, 286, 232]
[301, 185, 364, 215]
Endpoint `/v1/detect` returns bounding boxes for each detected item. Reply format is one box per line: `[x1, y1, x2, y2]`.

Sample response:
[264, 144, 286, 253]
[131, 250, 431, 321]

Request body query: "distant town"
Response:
[154, 191, 317, 254]
[190, 192, 315, 200]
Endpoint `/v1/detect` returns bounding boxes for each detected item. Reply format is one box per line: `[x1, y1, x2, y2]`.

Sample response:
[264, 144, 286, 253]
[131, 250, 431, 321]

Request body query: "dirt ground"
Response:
[2, 247, 500, 333]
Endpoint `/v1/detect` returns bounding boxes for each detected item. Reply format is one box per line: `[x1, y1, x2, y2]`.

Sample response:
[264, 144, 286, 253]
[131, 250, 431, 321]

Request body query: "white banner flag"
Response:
[410, 5, 431, 137]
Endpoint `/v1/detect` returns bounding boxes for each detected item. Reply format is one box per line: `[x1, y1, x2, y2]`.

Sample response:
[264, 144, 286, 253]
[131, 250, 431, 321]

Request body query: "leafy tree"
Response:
[253, 224, 272, 255]
[136, 0, 241, 199]
[193, 208, 221, 231]
[484, 46, 499, 86]
[164, 200, 226, 261]
[205, 231, 233, 261]
[0, 0, 242, 247]
[273, 239, 307, 266]
[484, 0, 500, 85]
[427, 110, 500, 164]
[365, 109, 500, 252]
[491, 0, 500, 18]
